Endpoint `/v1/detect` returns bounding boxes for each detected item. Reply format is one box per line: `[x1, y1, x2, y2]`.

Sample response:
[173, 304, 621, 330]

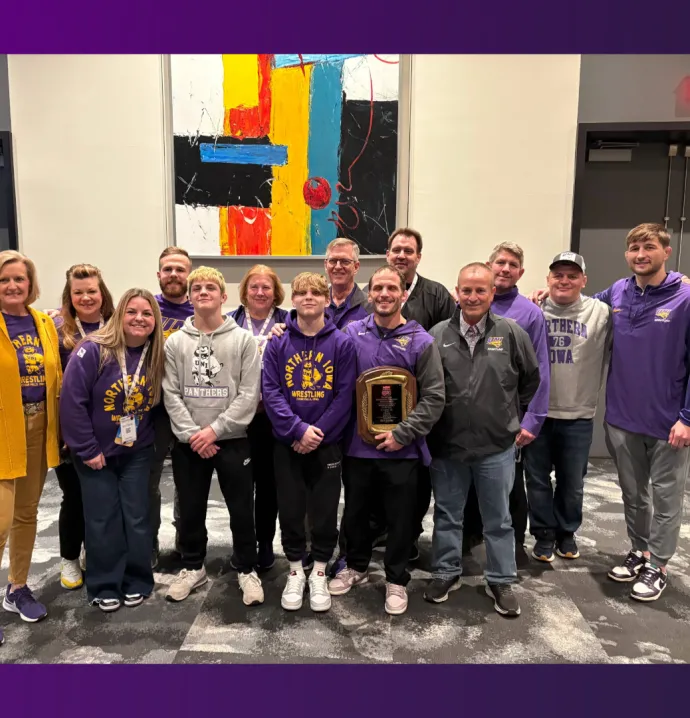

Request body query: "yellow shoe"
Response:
[60, 559, 84, 590]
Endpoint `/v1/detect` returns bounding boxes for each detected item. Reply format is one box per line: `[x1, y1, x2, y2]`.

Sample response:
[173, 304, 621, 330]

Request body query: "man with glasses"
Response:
[323, 238, 369, 330]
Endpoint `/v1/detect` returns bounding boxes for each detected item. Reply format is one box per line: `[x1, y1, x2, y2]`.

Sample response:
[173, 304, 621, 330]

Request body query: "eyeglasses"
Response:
[326, 258, 355, 268]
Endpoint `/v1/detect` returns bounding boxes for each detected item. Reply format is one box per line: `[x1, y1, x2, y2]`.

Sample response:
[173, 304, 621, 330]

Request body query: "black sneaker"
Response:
[531, 540, 555, 563]
[608, 549, 646, 582]
[631, 564, 667, 602]
[257, 542, 275, 571]
[151, 549, 159, 570]
[372, 531, 388, 549]
[229, 554, 239, 571]
[485, 583, 521, 617]
[556, 536, 580, 560]
[409, 541, 420, 563]
[94, 598, 121, 613]
[423, 576, 460, 604]
[123, 593, 145, 608]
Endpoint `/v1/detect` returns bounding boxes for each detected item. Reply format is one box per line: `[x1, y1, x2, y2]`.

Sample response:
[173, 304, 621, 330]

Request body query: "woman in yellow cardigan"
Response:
[0, 250, 61, 646]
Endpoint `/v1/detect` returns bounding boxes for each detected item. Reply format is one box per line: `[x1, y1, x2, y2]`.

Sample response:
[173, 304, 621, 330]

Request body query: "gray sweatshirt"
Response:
[542, 295, 612, 420]
[163, 315, 260, 442]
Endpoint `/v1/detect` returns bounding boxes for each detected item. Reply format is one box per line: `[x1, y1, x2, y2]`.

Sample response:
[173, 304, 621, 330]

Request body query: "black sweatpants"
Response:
[148, 404, 180, 551]
[247, 411, 278, 546]
[275, 442, 341, 563]
[172, 438, 257, 573]
[55, 459, 84, 561]
[344, 456, 417, 586]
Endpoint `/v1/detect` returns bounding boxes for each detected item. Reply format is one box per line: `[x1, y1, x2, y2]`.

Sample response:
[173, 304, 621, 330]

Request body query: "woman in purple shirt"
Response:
[60, 289, 165, 612]
[53, 264, 115, 592]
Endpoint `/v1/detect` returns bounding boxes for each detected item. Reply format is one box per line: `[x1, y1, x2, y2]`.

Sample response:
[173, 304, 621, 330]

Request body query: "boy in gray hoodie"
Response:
[524, 252, 611, 562]
[162, 267, 263, 607]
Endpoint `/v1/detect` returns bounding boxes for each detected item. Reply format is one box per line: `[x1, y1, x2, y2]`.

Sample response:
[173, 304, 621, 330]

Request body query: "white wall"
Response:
[409, 55, 581, 293]
[7, 54, 580, 308]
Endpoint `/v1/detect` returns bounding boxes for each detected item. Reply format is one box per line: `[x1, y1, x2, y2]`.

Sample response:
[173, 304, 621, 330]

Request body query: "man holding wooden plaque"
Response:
[327, 265, 445, 616]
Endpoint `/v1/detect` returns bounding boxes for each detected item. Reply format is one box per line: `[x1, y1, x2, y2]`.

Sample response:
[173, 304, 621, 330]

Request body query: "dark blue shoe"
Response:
[302, 553, 314, 572]
[257, 542, 275, 571]
[3, 584, 48, 623]
[328, 555, 347, 578]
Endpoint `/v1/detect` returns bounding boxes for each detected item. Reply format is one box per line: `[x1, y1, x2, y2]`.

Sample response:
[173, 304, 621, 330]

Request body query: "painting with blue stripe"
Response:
[170, 54, 400, 257]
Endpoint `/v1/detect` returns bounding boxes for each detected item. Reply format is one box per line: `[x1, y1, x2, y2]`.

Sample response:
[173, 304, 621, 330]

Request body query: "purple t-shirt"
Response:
[3, 312, 47, 404]
[156, 294, 194, 339]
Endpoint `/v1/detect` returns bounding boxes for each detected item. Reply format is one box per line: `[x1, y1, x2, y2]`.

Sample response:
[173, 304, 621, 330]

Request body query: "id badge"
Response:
[115, 415, 138, 446]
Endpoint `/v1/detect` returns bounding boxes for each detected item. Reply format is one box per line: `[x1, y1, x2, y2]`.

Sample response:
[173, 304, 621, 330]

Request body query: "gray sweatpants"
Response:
[605, 423, 689, 566]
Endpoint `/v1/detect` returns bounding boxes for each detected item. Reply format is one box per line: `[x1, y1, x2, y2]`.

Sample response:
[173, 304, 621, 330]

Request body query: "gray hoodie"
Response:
[542, 294, 612, 420]
[163, 315, 260, 442]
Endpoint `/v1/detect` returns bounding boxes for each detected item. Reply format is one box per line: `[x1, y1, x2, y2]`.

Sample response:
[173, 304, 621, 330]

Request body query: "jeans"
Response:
[172, 438, 257, 573]
[524, 418, 593, 542]
[431, 446, 517, 585]
[75, 445, 155, 602]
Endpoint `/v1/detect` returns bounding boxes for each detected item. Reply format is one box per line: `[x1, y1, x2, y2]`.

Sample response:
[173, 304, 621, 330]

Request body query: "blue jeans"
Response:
[524, 417, 593, 542]
[74, 446, 155, 602]
[431, 446, 517, 585]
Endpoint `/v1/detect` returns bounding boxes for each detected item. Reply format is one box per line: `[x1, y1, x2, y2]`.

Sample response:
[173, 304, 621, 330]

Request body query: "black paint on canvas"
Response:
[173, 135, 272, 208]
[337, 100, 398, 255]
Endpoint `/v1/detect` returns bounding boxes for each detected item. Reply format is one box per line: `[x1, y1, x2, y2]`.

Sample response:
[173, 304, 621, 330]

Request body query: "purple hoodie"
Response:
[491, 287, 550, 436]
[595, 271, 690, 440]
[261, 311, 357, 445]
[53, 314, 101, 371]
[156, 293, 194, 339]
[60, 340, 156, 460]
[343, 314, 445, 465]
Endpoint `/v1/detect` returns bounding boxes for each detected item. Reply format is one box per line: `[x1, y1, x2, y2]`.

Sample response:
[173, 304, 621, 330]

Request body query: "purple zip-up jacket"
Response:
[262, 311, 357, 446]
[595, 271, 690, 440]
[343, 314, 445, 465]
[491, 287, 550, 436]
[60, 340, 156, 460]
[326, 284, 370, 330]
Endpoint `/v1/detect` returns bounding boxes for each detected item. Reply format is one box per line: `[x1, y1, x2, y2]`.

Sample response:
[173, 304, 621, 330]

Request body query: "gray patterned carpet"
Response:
[2, 459, 690, 664]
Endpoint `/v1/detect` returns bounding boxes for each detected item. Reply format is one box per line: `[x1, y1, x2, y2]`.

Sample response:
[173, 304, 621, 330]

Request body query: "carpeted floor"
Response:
[1, 459, 690, 664]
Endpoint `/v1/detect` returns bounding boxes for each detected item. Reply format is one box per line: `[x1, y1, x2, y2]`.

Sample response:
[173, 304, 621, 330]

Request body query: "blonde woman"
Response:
[59, 289, 165, 613]
[53, 264, 115, 591]
[0, 251, 61, 645]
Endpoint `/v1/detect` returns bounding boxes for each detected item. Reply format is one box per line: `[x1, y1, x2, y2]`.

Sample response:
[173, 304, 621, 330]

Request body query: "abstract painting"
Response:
[170, 54, 400, 256]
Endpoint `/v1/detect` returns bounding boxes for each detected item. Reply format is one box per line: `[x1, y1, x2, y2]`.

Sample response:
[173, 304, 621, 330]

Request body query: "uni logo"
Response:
[394, 336, 411, 348]
[486, 336, 503, 350]
[655, 308, 672, 321]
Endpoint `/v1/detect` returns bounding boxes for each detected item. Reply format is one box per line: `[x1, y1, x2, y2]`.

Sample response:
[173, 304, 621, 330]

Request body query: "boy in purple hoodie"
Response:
[596, 224, 690, 601]
[328, 266, 445, 615]
[262, 272, 356, 612]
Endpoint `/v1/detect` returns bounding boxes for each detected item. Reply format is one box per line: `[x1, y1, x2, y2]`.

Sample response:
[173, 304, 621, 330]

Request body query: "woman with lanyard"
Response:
[53, 264, 115, 592]
[0, 251, 61, 646]
[60, 288, 164, 612]
[230, 265, 288, 571]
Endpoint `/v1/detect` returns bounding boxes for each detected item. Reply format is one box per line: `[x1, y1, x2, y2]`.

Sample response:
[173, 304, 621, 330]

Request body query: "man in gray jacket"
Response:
[525, 252, 611, 563]
[162, 266, 264, 607]
[424, 263, 540, 617]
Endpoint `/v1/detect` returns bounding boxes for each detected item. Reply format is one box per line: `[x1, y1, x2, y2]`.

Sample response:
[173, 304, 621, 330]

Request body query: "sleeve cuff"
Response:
[521, 412, 545, 437]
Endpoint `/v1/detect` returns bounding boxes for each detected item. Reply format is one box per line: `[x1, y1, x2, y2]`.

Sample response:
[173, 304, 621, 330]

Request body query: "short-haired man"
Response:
[524, 252, 611, 562]
[262, 272, 356, 612]
[463, 242, 550, 558]
[386, 228, 456, 556]
[328, 266, 445, 615]
[149, 247, 195, 567]
[597, 224, 690, 601]
[424, 263, 540, 616]
[163, 266, 264, 606]
[324, 238, 369, 330]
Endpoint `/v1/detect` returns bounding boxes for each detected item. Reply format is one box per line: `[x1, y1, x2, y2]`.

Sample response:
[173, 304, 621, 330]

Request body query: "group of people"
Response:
[1, 221, 689, 646]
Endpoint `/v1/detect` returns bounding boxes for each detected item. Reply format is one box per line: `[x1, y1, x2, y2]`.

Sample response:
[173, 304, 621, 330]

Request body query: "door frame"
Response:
[570, 121, 690, 253]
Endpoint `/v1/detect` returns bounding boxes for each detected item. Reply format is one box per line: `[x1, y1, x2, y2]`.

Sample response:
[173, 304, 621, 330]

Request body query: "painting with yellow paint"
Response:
[170, 54, 400, 257]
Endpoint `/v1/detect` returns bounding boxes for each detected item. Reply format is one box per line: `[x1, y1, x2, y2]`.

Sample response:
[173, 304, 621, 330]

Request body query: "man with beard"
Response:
[328, 265, 445, 615]
[150, 247, 194, 566]
[385, 228, 456, 559]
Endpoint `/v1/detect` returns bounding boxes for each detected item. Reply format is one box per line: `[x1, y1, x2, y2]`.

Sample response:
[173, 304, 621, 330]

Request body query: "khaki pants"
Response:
[0, 412, 48, 586]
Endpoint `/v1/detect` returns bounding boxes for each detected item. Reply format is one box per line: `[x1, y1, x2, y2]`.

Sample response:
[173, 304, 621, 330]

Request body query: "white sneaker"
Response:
[238, 570, 264, 606]
[60, 558, 83, 590]
[165, 567, 208, 602]
[308, 570, 331, 612]
[79, 547, 87, 572]
[281, 570, 307, 611]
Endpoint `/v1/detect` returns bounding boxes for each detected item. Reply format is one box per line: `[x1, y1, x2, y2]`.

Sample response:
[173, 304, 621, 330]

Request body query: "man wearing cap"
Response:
[524, 252, 611, 563]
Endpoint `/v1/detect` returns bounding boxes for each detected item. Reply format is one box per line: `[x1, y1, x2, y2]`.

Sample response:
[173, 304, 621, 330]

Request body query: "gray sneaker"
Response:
[166, 567, 208, 602]
[238, 570, 264, 606]
[328, 567, 368, 596]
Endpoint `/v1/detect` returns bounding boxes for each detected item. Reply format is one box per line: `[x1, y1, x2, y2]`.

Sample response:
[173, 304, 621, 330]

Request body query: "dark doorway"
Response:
[0, 131, 17, 251]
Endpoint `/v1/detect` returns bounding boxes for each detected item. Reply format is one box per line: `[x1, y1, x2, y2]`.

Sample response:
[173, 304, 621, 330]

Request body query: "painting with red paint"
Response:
[170, 54, 400, 256]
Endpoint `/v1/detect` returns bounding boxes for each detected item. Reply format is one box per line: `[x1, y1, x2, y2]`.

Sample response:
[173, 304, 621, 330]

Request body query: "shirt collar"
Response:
[459, 312, 487, 337]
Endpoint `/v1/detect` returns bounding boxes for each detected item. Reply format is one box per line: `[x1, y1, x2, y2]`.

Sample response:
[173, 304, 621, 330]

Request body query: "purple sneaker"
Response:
[3, 584, 48, 623]
[328, 555, 347, 578]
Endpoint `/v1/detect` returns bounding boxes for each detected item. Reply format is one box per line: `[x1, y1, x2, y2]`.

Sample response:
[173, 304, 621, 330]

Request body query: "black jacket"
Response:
[402, 274, 456, 332]
[427, 309, 540, 461]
